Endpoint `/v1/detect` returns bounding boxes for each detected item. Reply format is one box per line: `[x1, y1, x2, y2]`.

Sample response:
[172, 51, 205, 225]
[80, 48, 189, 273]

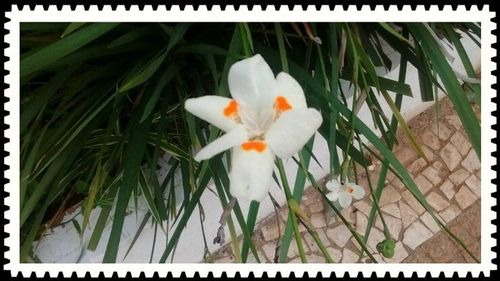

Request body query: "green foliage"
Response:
[20, 22, 480, 263]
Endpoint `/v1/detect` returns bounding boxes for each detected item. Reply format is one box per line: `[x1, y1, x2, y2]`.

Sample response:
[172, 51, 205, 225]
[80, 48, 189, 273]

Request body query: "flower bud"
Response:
[376, 238, 396, 258]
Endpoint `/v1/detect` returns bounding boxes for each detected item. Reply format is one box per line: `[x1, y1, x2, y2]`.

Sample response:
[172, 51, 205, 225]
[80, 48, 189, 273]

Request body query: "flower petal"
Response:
[275, 72, 307, 110]
[185, 96, 239, 132]
[326, 179, 341, 192]
[338, 192, 352, 208]
[194, 125, 248, 161]
[350, 184, 365, 200]
[265, 108, 323, 158]
[326, 191, 340, 202]
[228, 54, 277, 113]
[229, 144, 275, 202]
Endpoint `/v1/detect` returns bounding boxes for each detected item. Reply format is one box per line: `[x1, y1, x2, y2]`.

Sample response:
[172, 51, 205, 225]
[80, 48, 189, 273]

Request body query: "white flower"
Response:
[325, 179, 365, 208]
[184, 54, 323, 202]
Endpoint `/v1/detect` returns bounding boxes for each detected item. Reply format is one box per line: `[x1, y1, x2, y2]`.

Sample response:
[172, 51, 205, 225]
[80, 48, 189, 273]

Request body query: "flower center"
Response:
[224, 96, 294, 141]
[346, 186, 354, 193]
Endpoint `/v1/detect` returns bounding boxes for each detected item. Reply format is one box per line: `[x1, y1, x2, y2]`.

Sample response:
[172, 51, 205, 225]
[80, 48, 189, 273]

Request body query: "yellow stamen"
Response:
[241, 141, 267, 152]
[275, 96, 292, 112]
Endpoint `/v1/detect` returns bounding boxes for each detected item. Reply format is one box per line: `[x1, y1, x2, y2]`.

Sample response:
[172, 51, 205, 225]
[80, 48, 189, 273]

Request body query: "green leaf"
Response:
[119, 23, 190, 92]
[21, 23, 118, 78]
[140, 62, 179, 122]
[87, 177, 120, 251]
[103, 115, 153, 262]
[408, 23, 480, 158]
[61, 23, 87, 38]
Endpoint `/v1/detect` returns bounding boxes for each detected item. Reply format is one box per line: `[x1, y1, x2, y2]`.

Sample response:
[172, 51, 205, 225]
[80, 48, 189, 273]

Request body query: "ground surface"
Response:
[213, 97, 481, 263]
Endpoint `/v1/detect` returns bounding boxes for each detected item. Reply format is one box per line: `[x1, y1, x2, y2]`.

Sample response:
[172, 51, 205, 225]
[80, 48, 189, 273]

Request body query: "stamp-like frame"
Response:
[3, 4, 497, 278]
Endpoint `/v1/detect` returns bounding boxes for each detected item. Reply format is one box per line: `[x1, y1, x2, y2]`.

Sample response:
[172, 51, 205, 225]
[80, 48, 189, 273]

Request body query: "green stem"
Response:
[227, 217, 242, 263]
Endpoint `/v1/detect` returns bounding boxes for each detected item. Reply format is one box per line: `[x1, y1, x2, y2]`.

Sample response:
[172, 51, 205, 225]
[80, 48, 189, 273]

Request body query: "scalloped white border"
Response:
[4, 4, 496, 278]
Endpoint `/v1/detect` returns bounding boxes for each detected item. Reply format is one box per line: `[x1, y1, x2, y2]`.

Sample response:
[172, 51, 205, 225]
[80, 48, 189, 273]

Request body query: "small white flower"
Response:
[325, 179, 365, 208]
[184, 54, 323, 202]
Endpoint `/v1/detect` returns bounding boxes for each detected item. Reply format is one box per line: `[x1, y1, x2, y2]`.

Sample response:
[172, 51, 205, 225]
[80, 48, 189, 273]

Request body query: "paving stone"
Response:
[366, 227, 386, 254]
[462, 150, 481, 173]
[391, 177, 406, 190]
[431, 160, 448, 175]
[341, 248, 360, 263]
[298, 222, 307, 233]
[439, 205, 461, 223]
[310, 213, 327, 229]
[261, 222, 283, 241]
[381, 203, 401, 219]
[449, 168, 471, 185]
[303, 229, 329, 253]
[360, 254, 385, 263]
[379, 185, 402, 206]
[460, 241, 481, 263]
[459, 201, 481, 240]
[465, 174, 481, 198]
[430, 121, 453, 140]
[350, 235, 376, 254]
[287, 256, 301, 263]
[353, 200, 372, 216]
[309, 202, 325, 214]
[355, 211, 368, 235]
[306, 253, 327, 262]
[383, 241, 409, 263]
[419, 212, 441, 233]
[402, 221, 434, 250]
[450, 131, 471, 156]
[420, 130, 441, 150]
[247, 250, 267, 263]
[421, 166, 443, 186]
[399, 200, 419, 229]
[375, 214, 402, 239]
[402, 190, 426, 215]
[326, 215, 337, 227]
[408, 158, 428, 175]
[454, 185, 478, 210]
[326, 247, 343, 263]
[280, 208, 289, 222]
[286, 239, 302, 259]
[216, 255, 236, 263]
[301, 193, 315, 206]
[414, 174, 433, 195]
[385, 169, 397, 183]
[439, 143, 462, 172]
[402, 250, 431, 263]
[395, 146, 418, 165]
[262, 242, 279, 261]
[425, 191, 450, 212]
[444, 114, 463, 130]
[340, 206, 356, 224]
[326, 224, 352, 248]
[420, 233, 463, 263]
[439, 179, 457, 200]
[421, 145, 437, 162]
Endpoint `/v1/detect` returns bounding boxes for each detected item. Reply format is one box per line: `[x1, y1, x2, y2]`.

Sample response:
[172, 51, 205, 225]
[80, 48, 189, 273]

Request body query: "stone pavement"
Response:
[213, 97, 481, 263]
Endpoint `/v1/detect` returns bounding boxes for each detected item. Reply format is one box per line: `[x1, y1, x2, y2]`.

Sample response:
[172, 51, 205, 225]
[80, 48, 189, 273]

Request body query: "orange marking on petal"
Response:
[275, 96, 292, 112]
[347, 186, 354, 193]
[241, 141, 267, 152]
[224, 100, 239, 117]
